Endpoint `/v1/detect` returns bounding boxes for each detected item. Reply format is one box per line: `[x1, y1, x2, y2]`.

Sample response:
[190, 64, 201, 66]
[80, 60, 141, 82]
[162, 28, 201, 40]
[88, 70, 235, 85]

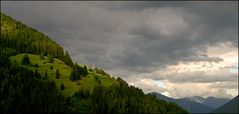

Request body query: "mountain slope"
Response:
[203, 97, 230, 109]
[0, 12, 188, 113]
[151, 92, 175, 102]
[185, 96, 206, 104]
[9, 53, 118, 96]
[151, 92, 215, 113]
[176, 98, 214, 113]
[212, 95, 239, 113]
[1, 12, 74, 67]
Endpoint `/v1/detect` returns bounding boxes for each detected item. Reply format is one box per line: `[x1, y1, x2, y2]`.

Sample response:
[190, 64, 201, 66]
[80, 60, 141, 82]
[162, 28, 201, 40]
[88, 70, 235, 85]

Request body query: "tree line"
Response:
[0, 56, 68, 113]
[0, 52, 188, 113]
[70, 63, 88, 81]
[0, 12, 74, 67]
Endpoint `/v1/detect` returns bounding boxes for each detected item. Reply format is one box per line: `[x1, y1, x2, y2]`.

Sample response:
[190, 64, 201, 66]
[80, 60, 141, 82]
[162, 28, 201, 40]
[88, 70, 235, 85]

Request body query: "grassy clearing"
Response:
[9, 53, 117, 96]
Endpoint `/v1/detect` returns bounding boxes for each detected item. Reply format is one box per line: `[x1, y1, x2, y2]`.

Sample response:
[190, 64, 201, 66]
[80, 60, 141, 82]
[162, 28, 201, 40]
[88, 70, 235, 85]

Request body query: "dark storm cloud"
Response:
[1, 1, 237, 74]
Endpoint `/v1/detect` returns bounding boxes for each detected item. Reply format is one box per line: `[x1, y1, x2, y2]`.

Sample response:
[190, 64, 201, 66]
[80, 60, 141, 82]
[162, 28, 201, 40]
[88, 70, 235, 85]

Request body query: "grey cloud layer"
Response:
[2, 1, 237, 73]
[1, 1, 238, 98]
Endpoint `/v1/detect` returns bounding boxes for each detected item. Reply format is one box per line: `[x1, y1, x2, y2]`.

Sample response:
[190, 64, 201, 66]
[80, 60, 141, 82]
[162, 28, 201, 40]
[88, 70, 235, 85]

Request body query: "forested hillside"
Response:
[0, 12, 188, 113]
[0, 12, 74, 67]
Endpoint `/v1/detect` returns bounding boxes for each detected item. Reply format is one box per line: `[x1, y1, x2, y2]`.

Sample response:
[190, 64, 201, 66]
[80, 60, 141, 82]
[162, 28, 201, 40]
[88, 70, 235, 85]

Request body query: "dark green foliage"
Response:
[48, 54, 54, 63]
[0, 52, 11, 68]
[50, 65, 53, 70]
[83, 65, 88, 77]
[0, 12, 71, 67]
[69, 63, 90, 81]
[95, 67, 110, 76]
[56, 69, 60, 79]
[34, 63, 39, 67]
[70, 70, 76, 81]
[34, 69, 41, 79]
[44, 70, 48, 80]
[0, 65, 68, 113]
[67, 78, 188, 114]
[21, 54, 30, 65]
[40, 53, 44, 60]
[61, 83, 65, 90]
[70, 69, 81, 81]
[0, 48, 17, 57]
[94, 76, 101, 85]
[63, 51, 74, 67]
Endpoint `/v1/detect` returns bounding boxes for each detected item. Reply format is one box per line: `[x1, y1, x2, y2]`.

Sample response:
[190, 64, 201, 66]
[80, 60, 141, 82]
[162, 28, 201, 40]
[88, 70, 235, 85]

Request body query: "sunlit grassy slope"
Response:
[9, 53, 118, 96]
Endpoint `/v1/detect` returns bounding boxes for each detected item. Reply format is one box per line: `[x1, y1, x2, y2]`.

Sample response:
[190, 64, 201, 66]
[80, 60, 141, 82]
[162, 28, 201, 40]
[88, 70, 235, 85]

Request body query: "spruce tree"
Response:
[21, 54, 30, 65]
[60, 83, 65, 90]
[56, 69, 60, 79]
[64, 51, 74, 67]
[70, 70, 75, 81]
[44, 70, 48, 80]
[48, 54, 54, 63]
[83, 65, 88, 77]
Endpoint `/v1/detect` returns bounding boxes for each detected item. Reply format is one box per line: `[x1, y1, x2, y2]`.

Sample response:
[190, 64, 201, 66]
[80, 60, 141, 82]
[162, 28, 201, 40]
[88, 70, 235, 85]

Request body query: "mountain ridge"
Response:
[212, 95, 238, 113]
[185, 96, 230, 109]
[150, 92, 233, 113]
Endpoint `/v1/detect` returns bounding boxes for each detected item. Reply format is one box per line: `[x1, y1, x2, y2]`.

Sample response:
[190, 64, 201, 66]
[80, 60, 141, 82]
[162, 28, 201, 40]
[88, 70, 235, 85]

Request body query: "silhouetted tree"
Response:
[83, 65, 88, 77]
[61, 83, 65, 90]
[50, 65, 53, 70]
[21, 54, 30, 65]
[64, 51, 74, 67]
[44, 70, 48, 80]
[56, 69, 60, 79]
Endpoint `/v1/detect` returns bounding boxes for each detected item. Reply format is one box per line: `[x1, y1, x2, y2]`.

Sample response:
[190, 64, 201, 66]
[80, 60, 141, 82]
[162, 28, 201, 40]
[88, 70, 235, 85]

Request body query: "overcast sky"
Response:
[1, 1, 238, 99]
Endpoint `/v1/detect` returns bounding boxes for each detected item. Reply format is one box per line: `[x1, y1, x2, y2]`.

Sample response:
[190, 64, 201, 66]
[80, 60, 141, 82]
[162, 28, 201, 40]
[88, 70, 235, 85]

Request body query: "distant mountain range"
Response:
[151, 92, 232, 113]
[184, 96, 230, 109]
[212, 95, 238, 113]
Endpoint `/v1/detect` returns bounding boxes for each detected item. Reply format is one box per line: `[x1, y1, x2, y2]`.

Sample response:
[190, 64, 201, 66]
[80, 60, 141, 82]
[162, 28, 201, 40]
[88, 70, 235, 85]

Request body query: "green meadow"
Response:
[10, 53, 117, 96]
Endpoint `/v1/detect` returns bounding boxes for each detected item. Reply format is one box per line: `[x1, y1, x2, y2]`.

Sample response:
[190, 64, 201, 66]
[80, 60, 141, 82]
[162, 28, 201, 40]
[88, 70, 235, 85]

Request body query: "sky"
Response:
[1, 1, 238, 99]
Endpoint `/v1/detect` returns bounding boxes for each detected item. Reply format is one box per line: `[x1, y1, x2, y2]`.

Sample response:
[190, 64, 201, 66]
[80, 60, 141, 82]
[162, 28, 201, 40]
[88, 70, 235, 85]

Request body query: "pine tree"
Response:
[56, 69, 60, 79]
[83, 65, 88, 77]
[70, 70, 75, 81]
[48, 54, 54, 63]
[44, 70, 48, 80]
[60, 83, 65, 90]
[64, 51, 74, 67]
[21, 54, 30, 65]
